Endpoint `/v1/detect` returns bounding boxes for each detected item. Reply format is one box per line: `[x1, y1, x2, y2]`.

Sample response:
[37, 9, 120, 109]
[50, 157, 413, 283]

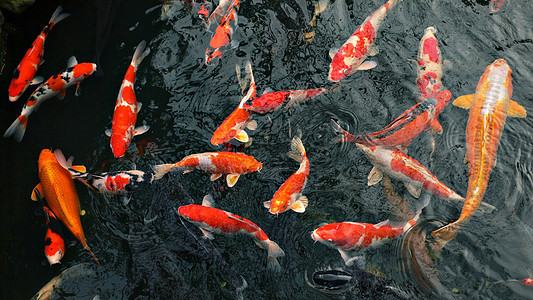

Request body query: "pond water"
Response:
[1, 0, 533, 299]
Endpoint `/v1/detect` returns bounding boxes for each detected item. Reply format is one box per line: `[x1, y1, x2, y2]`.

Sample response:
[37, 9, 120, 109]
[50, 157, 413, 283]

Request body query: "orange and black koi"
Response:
[42, 206, 65, 265]
[8, 6, 70, 102]
[54, 149, 150, 196]
[333, 90, 451, 148]
[4, 57, 97, 142]
[179, 195, 285, 270]
[205, 0, 240, 64]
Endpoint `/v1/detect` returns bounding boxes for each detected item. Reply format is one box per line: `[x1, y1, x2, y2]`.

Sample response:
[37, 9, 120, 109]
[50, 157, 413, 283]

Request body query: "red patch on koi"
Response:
[48, 78, 66, 92]
[390, 151, 424, 182]
[423, 38, 440, 62]
[198, 5, 209, 17]
[121, 86, 137, 105]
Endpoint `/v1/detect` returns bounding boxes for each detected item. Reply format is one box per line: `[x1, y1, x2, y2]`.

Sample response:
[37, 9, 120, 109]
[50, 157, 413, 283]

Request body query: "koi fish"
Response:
[32, 149, 98, 263]
[4, 57, 97, 142]
[179, 195, 285, 270]
[302, 0, 329, 43]
[42, 206, 65, 265]
[54, 149, 149, 198]
[243, 88, 328, 114]
[211, 61, 257, 145]
[332, 90, 451, 149]
[490, 0, 506, 12]
[311, 196, 429, 265]
[152, 151, 262, 187]
[205, 0, 239, 64]
[431, 59, 526, 246]
[8, 6, 70, 102]
[264, 137, 310, 214]
[106, 40, 150, 158]
[328, 0, 399, 82]
[416, 27, 442, 100]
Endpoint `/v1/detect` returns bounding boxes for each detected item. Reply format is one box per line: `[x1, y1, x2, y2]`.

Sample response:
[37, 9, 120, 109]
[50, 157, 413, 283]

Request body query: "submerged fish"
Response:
[490, 0, 506, 12]
[32, 149, 98, 263]
[302, 0, 329, 43]
[8, 6, 70, 102]
[328, 0, 400, 82]
[4, 57, 97, 142]
[332, 90, 451, 149]
[431, 59, 527, 247]
[243, 87, 328, 114]
[152, 151, 262, 187]
[106, 40, 150, 158]
[264, 137, 310, 214]
[205, 0, 240, 64]
[179, 195, 285, 270]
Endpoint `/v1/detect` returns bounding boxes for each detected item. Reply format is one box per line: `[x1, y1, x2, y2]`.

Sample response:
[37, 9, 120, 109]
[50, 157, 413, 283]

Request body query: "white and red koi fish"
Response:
[311, 196, 429, 265]
[416, 27, 443, 100]
[352, 142, 473, 203]
[153, 151, 262, 187]
[264, 137, 310, 214]
[490, 0, 506, 12]
[42, 206, 65, 265]
[106, 40, 150, 158]
[205, 0, 240, 64]
[54, 149, 149, 198]
[431, 59, 526, 246]
[179, 195, 285, 270]
[243, 88, 328, 114]
[211, 61, 257, 145]
[4, 57, 97, 142]
[328, 0, 399, 82]
[332, 90, 451, 149]
[8, 6, 70, 102]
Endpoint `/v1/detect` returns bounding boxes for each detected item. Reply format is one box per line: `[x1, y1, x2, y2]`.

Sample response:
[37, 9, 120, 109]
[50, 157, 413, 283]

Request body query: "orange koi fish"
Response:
[179, 195, 285, 270]
[4, 57, 96, 142]
[242, 87, 328, 114]
[328, 0, 400, 82]
[264, 137, 310, 214]
[8, 6, 70, 102]
[416, 27, 442, 100]
[211, 61, 257, 145]
[153, 151, 262, 187]
[32, 149, 98, 263]
[205, 0, 239, 64]
[312, 196, 429, 265]
[106, 40, 150, 158]
[431, 59, 527, 247]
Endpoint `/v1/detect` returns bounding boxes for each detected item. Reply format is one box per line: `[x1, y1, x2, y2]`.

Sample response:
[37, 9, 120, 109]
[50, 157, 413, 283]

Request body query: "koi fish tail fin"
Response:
[131, 40, 150, 69]
[82, 241, 100, 265]
[152, 163, 178, 180]
[4, 115, 28, 142]
[330, 119, 356, 143]
[286, 137, 306, 163]
[430, 222, 460, 250]
[265, 240, 285, 272]
[404, 194, 431, 231]
[49, 6, 70, 27]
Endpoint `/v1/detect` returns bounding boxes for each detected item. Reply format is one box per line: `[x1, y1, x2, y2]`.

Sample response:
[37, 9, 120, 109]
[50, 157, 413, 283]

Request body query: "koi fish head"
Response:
[246, 159, 262, 173]
[177, 204, 202, 223]
[72, 63, 97, 81]
[328, 57, 353, 82]
[44, 230, 65, 265]
[312, 223, 351, 248]
[38, 149, 57, 171]
[8, 76, 28, 102]
[269, 198, 289, 215]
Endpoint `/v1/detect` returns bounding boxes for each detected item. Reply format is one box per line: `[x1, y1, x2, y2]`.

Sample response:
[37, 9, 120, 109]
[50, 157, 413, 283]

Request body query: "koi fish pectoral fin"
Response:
[357, 60, 377, 71]
[329, 48, 339, 59]
[338, 249, 365, 267]
[210, 173, 223, 181]
[234, 130, 249, 143]
[429, 119, 443, 134]
[368, 47, 379, 56]
[75, 83, 81, 97]
[30, 76, 44, 85]
[404, 182, 421, 198]
[136, 102, 143, 113]
[508, 100, 527, 118]
[452, 94, 474, 109]
[263, 200, 271, 209]
[31, 183, 44, 201]
[202, 194, 215, 207]
[246, 120, 257, 130]
[226, 174, 240, 187]
[57, 90, 66, 100]
[200, 228, 215, 240]
[367, 167, 383, 186]
[290, 195, 309, 213]
[133, 125, 150, 136]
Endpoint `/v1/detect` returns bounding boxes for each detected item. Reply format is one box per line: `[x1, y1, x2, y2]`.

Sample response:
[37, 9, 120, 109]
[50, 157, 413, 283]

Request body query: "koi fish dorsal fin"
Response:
[54, 149, 71, 169]
[374, 219, 390, 228]
[508, 100, 527, 118]
[31, 183, 44, 201]
[133, 125, 150, 136]
[202, 194, 215, 207]
[226, 174, 240, 187]
[367, 167, 383, 186]
[452, 94, 474, 109]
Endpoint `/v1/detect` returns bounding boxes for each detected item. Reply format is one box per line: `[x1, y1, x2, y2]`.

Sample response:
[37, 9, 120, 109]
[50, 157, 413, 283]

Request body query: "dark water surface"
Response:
[1, 0, 533, 299]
